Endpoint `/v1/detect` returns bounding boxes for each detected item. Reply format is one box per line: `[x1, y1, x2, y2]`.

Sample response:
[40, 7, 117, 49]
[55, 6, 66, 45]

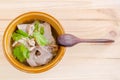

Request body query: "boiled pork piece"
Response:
[42, 22, 56, 44]
[27, 46, 53, 67]
[17, 24, 28, 32]
[17, 24, 34, 36]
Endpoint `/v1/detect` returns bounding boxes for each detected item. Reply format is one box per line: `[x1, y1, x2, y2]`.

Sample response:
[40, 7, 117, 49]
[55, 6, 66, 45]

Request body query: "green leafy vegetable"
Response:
[34, 21, 44, 35]
[33, 21, 47, 46]
[40, 27, 44, 35]
[13, 44, 29, 62]
[12, 32, 24, 41]
[33, 31, 48, 46]
[12, 29, 29, 41]
[34, 21, 40, 32]
[16, 29, 29, 37]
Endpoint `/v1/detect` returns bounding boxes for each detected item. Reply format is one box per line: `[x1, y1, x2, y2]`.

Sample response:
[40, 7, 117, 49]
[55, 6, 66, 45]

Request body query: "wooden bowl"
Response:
[3, 12, 65, 73]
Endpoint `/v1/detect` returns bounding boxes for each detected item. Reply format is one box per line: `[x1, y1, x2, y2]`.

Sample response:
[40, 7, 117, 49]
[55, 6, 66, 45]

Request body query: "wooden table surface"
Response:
[1, 0, 120, 80]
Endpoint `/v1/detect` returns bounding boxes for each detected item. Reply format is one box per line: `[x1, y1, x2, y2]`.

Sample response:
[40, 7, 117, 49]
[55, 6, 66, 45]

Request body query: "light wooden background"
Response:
[1, 0, 120, 80]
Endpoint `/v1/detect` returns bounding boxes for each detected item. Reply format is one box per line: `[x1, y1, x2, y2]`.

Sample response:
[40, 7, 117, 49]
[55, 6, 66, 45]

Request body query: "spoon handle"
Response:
[80, 39, 114, 43]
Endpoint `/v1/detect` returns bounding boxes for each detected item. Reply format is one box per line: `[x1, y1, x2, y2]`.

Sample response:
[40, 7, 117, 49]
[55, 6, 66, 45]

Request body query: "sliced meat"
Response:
[27, 46, 53, 67]
[35, 46, 53, 65]
[17, 23, 34, 36]
[17, 24, 28, 32]
[26, 49, 38, 67]
[43, 22, 56, 44]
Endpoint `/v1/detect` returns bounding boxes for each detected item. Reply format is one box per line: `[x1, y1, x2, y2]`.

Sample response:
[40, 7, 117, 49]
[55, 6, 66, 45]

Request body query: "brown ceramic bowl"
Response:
[3, 12, 65, 73]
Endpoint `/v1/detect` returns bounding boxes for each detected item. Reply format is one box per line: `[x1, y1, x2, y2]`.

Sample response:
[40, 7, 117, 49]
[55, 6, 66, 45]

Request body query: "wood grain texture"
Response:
[1, 0, 120, 80]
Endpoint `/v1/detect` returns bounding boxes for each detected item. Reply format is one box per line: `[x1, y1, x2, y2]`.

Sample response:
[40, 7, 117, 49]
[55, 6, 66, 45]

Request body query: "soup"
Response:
[11, 20, 58, 67]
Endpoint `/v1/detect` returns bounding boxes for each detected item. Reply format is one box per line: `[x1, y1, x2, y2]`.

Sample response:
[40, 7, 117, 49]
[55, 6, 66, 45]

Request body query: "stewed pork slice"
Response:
[17, 24, 28, 32]
[27, 46, 53, 67]
[26, 49, 38, 67]
[17, 24, 34, 36]
[42, 22, 56, 44]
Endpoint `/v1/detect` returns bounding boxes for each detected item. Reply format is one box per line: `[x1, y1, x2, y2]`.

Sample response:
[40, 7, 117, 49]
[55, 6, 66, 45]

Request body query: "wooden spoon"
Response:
[57, 34, 114, 47]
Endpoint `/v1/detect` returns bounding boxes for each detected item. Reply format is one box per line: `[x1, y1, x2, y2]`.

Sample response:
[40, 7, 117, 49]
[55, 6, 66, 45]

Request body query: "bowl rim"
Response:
[3, 11, 66, 73]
